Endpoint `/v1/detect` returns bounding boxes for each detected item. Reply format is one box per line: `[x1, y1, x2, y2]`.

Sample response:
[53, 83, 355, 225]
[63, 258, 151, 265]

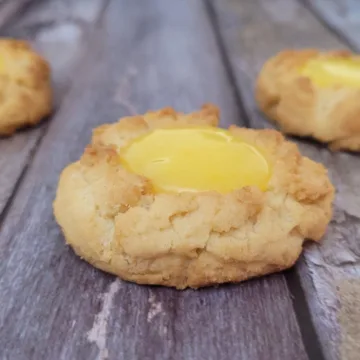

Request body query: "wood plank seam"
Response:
[204, 0, 251, 128]
[204, 1, 326, 359]
[300, 0, 358, 50]
[285, 268, 326, 360]
[0, 0, 32, 29]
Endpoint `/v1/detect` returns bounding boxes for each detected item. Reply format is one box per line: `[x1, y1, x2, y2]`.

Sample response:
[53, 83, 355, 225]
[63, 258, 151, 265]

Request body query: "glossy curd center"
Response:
[301, 57, 360, 88]
[120, 127, 271, 193]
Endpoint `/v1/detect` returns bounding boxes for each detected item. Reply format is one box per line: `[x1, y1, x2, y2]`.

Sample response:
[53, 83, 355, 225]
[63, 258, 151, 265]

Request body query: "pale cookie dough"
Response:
[53, 104, 334, 289]
[0, 39, 52, 135]
[256, 49, 360, 151]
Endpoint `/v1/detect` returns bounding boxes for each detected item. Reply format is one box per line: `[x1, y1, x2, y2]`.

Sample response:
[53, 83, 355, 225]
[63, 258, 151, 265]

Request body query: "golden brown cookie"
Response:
[53, 104, 334, 289]
[256, 49, 360, 151]
[0, 38, 52, 135]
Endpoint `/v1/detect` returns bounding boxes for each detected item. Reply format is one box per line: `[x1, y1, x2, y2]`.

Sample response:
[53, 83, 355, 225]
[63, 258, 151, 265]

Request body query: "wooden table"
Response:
[0, 1, 359, 359]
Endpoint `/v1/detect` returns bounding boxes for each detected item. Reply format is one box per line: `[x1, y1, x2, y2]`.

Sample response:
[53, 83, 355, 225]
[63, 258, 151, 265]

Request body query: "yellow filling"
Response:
[301, 57, 360, 88]
[120, 127, 271, 193]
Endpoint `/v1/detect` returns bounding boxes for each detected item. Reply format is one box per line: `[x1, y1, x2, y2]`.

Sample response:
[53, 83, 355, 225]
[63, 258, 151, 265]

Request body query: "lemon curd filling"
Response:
[300, 57, 360, 88]
[120, 127, 271, 193]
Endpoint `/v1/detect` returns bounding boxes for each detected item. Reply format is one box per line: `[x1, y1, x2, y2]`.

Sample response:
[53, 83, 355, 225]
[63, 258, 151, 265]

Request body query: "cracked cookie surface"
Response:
[53, 104, 334, 289]
[256, 49, 360, 151]
[0, 39, 52, 135]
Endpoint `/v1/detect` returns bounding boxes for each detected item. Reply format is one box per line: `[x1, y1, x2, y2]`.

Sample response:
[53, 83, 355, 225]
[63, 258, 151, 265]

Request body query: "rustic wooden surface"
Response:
[305, 0, 360, 49]
[0, 0, 31, 29]
[209, 0, 360, 359]
[0, 0, 359, 359]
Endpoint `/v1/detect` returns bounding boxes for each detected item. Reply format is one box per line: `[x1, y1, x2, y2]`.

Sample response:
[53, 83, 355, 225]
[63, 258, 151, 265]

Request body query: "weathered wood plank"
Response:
[0, 0, 31, 28]
[0, 1, 307, 359]
[0, 0, 107, 218]
[304, 0, 360, 49]
[209, 0, 360, 359]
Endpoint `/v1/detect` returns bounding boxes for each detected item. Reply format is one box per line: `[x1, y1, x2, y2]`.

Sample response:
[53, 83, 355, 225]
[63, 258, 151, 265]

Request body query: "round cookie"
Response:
[0, 38, 52, 135]
[53, 104, 334, 289]
[256, 49, 360, 151]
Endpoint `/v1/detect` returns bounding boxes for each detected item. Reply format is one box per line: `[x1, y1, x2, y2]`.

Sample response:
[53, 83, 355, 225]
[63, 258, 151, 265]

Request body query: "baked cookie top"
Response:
[0, 38, 52, 135]
[53, 104, 334, 289]
[256, 49, 360, 151]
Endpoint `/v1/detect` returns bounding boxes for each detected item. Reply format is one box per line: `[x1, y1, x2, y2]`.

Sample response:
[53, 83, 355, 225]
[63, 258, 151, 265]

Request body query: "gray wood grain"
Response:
[0, 1, 307, 359]
[304, 0, 360, 49]
[0, 0, 31, 28]
[0, 0, 107, 218]
[209, 0, 360, 359]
